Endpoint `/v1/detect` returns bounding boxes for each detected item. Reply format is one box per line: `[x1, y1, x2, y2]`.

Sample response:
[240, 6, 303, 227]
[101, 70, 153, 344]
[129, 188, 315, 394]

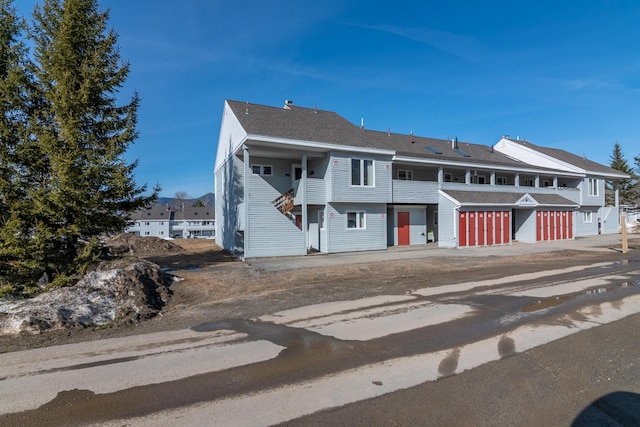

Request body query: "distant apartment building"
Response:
[126, 205, 215, 238]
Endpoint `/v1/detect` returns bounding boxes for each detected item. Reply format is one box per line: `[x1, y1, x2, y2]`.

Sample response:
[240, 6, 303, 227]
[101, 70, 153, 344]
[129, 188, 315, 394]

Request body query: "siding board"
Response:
[326, 203, 387, 253]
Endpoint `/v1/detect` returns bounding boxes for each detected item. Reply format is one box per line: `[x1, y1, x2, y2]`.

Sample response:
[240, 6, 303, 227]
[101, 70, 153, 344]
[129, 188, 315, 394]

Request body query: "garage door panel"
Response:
[459, 212, 467, 247]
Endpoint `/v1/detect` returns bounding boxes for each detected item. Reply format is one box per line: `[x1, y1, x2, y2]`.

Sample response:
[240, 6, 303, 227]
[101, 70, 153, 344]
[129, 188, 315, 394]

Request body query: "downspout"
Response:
[615, 185, 620, 226]
[243, 146, 250, 257]
[302, 154, 308, 250]
[454, 206, 460, 245]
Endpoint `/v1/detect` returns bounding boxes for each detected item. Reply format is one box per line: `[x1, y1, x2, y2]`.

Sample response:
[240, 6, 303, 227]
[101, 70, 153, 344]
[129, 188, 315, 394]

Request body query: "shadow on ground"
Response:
[572, 391, 640, 426]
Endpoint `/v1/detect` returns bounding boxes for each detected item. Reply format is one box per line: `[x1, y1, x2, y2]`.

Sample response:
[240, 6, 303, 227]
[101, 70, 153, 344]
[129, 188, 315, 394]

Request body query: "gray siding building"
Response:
[214, 100, 629, 258]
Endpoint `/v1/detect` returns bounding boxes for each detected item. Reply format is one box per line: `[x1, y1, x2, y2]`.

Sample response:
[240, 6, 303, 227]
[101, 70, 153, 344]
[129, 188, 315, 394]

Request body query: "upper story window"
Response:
[351, 159, 374, 186]
[397, 170, 413, 180]
[588, 178, 598, 196]
[444, 173, 453, 182]
[522, 178, 535, 187]
[471, 175, 486, 184]
[251, 165, 272, 176]
[496, 176, 507, 185]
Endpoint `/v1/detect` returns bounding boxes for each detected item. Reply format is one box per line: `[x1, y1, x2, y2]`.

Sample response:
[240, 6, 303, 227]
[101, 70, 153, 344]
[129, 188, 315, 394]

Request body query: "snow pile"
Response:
[0, 259, 172, 335]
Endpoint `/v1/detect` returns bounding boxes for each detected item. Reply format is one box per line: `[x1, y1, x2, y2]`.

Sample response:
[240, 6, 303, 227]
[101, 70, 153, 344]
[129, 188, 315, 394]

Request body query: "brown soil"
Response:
[1, 237, 638, 354]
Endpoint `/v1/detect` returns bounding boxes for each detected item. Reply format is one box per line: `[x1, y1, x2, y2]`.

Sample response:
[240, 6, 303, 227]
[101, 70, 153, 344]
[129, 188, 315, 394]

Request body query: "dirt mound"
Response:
[0, 258, 173, 335]
[105, 233, 184, 257]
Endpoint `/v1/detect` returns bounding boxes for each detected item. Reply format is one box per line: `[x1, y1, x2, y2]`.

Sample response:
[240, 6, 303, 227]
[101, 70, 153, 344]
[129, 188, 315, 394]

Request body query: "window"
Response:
[523, 178, 535, 187]
[160, 221, 164, 225]
[144, 231, 150, 236]
[160, 231, 164, 235]
[583, 211, 593, 223]
[588, 178, 598, 196]
[496, 176, 507, 185]
[542, 180, 552, 187]
[251, 165, 272, 175]
[145, 221, 150, 226]
[444, 173, 452, 182]
[398, 170, 413, 180]
[471, 175, 486, 184]
[347, 211, 365, 229]
[351, 159, 374, 186]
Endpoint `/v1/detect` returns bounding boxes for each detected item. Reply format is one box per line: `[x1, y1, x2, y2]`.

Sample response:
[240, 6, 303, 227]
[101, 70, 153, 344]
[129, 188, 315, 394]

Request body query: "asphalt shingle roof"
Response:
[505, 138, 627, 177]
[130, 205, 214, 221]
[227, 100, 555, 170]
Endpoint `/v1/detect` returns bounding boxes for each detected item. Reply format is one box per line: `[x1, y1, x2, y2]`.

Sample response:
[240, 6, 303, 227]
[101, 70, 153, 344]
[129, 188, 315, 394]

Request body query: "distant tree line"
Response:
[0, 0, 156, 296]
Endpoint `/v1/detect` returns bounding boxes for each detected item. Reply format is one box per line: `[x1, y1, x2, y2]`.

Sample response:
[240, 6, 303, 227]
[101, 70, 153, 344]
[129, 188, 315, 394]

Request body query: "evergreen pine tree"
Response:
[0, 0, 38, 291]
[1, 0, 156, 290]
[607, 143, 637, 206]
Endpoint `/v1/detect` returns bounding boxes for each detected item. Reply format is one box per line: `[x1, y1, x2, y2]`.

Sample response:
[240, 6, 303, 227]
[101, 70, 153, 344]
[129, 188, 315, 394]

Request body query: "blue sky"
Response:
[16, 0, 640, 197]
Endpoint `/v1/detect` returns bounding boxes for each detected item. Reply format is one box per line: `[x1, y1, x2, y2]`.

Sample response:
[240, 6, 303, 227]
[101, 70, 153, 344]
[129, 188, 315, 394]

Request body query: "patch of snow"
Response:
[0, 260, 171, 336]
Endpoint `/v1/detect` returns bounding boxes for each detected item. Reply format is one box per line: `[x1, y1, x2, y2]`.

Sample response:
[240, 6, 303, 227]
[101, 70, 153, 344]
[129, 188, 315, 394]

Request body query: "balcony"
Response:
[392, 180, 439, 204]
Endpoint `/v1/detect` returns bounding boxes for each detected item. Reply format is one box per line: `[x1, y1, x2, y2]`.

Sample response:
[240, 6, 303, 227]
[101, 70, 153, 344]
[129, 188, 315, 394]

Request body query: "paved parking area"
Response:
[246, 234, 634, 272]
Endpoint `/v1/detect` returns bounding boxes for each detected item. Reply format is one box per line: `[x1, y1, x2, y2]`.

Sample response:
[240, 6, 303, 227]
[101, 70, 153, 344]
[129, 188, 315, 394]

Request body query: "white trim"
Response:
[247, 134, 396, 156]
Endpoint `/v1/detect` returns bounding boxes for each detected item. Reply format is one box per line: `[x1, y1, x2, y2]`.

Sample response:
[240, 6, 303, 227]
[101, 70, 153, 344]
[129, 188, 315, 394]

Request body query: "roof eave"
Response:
[246, 134, 397, 156]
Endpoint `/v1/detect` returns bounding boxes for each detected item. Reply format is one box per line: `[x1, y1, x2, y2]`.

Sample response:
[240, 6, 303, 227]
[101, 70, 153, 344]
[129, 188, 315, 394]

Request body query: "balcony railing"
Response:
[392, 180, 439, 204]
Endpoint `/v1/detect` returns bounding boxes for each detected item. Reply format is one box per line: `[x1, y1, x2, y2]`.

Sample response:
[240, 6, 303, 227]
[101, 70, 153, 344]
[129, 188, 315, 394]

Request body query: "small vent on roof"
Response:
[284, 100, 293, 109]
[426, 146, 443, 154]
[453, 148, 471, 158]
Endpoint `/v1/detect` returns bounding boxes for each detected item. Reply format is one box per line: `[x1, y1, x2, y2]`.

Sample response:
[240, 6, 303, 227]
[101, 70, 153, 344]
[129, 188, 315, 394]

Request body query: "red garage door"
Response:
[487, 212, 494, 246]
[537, 210, 573, 241]
[478, 211, 486, 246]
[502, 211, 510, 244]
[459, 212, 467, 247]
[460, 210, 510, 247]
[495, 212, 503, 245]
[468, 212, 477, 247]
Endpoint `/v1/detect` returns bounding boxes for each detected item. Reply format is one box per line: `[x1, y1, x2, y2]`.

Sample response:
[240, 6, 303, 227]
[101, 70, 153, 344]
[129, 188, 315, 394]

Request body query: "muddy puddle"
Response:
[522, 280, 640, 313]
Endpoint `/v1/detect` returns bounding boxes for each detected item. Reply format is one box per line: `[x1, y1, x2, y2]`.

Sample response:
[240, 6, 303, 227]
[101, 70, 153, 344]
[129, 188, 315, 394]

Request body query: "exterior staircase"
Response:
[272, 189, 301, 230]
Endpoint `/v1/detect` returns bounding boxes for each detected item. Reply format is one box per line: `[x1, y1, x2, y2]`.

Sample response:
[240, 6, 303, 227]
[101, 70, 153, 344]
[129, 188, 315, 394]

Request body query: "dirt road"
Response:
[0, 237, 638, 354]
